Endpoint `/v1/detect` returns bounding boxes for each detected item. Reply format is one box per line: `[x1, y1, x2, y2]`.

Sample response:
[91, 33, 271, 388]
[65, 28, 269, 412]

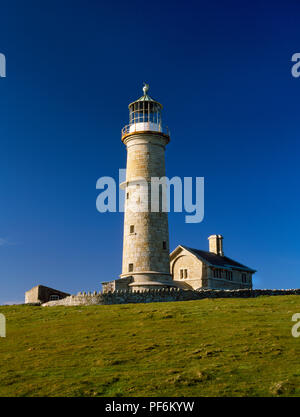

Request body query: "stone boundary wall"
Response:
[42, 288, 300, 307]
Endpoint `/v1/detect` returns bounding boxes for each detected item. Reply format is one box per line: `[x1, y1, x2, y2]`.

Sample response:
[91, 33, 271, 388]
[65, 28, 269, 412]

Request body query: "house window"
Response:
[130, 225, 134, 234]
[214, 269, 221, 278]
[180, 268, 188, 279]
[49, 295, 59, 301]
[213, 269, 225, 279]
[163, 241, 167, 250]
[128, 263, 133, 272]
[225, 270, 233, 280]
[242, 273, 247, 283]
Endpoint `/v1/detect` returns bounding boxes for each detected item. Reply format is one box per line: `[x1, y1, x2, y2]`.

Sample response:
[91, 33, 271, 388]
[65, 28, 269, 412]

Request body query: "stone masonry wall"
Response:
[121, 133, 171, 285]
[42, 288, 300, 307]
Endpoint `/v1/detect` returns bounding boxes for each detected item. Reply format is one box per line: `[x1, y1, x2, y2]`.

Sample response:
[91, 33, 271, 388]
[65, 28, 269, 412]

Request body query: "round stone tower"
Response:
[120, 84, 174, 290]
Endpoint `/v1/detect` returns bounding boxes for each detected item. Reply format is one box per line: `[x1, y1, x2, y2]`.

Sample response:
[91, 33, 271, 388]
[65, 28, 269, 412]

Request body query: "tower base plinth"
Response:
[120, 271, 176, 291]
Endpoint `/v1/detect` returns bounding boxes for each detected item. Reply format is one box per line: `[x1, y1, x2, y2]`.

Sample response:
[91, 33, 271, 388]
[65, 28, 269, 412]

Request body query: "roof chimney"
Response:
[208, 235, 224, 256]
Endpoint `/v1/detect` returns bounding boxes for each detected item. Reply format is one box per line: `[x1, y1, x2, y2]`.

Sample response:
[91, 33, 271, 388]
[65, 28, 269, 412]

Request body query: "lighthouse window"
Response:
[130, 225, 134, 234]
[126, 192, 129, 199]
[163, 241, 167, 250]
[128, 263, 133, 272]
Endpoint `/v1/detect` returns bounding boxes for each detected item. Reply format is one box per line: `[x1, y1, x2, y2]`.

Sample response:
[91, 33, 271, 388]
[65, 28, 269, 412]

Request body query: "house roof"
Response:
[173, 245, 256, 273]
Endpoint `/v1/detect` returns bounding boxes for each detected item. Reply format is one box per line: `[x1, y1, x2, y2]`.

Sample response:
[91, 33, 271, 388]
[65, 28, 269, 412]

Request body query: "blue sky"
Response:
[0, 0, 299, 304]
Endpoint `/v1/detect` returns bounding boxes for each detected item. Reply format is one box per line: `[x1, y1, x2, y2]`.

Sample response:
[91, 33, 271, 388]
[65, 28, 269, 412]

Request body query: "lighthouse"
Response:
[119, 84, 174, 290]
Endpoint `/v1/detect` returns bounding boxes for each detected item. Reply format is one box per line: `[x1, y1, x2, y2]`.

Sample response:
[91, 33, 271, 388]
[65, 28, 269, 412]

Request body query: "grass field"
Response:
[0, 295, 300, 397]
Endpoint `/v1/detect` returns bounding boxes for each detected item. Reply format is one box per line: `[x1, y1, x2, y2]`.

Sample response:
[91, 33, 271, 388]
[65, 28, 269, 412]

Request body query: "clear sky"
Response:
[0, 0, 299, 304]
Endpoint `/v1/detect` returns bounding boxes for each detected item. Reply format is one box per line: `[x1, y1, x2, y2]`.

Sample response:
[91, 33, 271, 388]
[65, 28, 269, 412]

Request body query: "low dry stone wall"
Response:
[42, 288, 300, 307]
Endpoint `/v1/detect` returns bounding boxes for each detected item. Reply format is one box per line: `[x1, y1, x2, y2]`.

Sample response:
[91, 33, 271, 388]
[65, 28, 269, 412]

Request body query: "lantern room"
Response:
[121, 84, 169, 139]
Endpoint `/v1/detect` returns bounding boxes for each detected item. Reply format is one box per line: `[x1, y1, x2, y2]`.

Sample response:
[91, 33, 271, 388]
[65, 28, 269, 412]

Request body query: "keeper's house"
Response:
[170, 235, 256, 290]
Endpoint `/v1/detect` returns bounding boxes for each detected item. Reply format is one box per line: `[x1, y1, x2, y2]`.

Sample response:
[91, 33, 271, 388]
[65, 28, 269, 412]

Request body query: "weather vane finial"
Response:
[143, 82, 149, 95]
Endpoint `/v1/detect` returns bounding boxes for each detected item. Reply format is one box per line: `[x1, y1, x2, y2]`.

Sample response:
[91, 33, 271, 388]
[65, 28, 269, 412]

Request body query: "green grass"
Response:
[0, 295, 300, 397]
